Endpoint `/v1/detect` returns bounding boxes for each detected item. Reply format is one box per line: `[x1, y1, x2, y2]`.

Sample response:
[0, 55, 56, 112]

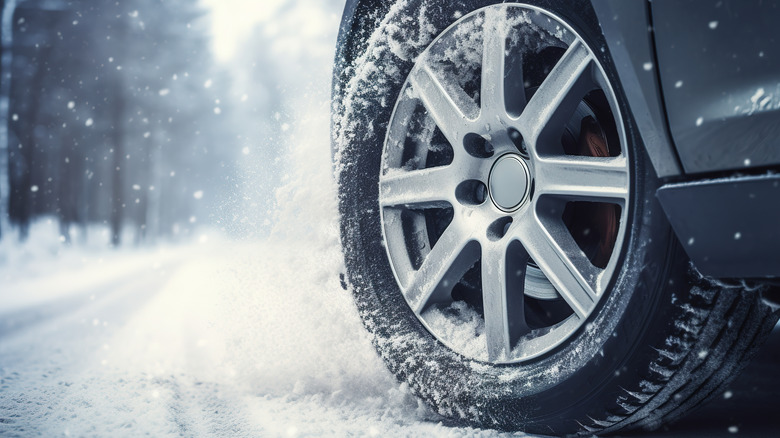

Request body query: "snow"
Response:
[423, 301, 489, 361]
[0, 225, 528, 436]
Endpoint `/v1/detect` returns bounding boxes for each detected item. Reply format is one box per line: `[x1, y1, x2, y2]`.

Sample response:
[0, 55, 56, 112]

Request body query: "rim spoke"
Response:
[404, 219, 479, 313]
[379, 166, 455, 209]
[535, 155, 629, 203]
[480, 9, 507, 116]
[482, 241, 530, 361]
[504, 48, 527, 117]
[511, 215, 599, 318]
[410, 65, 475, 151]
[518, 41, 594, 148]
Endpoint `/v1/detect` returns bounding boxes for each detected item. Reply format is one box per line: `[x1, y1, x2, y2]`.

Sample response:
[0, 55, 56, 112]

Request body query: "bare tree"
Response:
[3, 0, 241, 244]
[0, 0, 22, 240]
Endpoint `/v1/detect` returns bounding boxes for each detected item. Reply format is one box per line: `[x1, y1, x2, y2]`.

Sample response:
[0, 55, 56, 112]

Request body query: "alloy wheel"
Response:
[379, 4, 629, 363]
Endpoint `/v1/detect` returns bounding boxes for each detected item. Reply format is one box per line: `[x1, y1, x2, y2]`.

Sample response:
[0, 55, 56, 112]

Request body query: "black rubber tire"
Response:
[332, 0, 779, 435]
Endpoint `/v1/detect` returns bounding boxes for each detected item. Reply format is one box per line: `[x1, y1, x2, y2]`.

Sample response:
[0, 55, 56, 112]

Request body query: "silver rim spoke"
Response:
[480, 9, 508, 117]
[535, 155, 629, 203]
[380, 166, 455, 209]
[511, 216, 599, 318]
[410, 65, 476, 149]
[519, 41, 593, 147]
[482, 241, 530, 361]
[403, 219, 479, 313]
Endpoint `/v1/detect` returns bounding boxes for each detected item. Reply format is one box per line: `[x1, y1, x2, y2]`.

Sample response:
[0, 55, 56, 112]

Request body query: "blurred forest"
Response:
[0, 0, 283, 246]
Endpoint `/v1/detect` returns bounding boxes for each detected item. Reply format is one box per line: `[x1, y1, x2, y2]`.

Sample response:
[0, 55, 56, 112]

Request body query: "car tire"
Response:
[332, 0, 779, 434]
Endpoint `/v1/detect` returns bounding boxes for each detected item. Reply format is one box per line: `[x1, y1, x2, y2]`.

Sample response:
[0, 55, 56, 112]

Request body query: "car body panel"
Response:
[652, 0, 780, 174]
[591, 0, 683, 177]
[657, 174, 780, 278]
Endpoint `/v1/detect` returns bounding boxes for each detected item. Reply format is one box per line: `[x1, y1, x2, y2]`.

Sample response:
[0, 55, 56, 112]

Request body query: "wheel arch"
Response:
[590, 0, 683, 178]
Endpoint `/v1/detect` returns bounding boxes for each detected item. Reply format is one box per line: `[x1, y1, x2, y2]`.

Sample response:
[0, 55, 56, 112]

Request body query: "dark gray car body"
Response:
[334, 0, 780, 279]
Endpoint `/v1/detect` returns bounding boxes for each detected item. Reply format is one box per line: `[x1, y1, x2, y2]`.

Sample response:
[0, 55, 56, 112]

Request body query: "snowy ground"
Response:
[0, 225, 523, 437]
[1, 226, 779, 437]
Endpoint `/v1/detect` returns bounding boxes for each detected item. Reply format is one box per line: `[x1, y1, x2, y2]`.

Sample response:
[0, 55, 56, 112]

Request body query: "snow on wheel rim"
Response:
[379, 4, 629, 364]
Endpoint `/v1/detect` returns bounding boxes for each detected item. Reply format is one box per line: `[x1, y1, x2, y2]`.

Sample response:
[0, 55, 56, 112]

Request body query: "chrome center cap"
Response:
[488, 154, 530, 211]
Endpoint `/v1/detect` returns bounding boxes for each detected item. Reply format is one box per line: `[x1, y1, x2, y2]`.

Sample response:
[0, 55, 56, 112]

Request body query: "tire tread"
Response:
[588, 273, 779, 434]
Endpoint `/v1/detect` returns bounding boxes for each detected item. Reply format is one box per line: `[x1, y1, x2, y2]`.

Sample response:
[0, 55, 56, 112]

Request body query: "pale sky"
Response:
[200, 0, 286, 61]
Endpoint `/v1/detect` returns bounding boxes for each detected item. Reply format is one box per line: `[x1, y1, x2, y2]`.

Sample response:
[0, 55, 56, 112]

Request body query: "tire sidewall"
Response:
[336, 0, 679, 432]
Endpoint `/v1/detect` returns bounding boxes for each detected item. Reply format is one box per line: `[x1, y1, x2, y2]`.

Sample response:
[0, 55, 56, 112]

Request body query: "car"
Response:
[330, 0, 780, 435]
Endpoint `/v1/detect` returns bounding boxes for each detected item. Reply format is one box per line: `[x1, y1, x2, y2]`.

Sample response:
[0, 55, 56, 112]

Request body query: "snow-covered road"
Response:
[1, 236, 778, 437]
[0, 238, 527, 437]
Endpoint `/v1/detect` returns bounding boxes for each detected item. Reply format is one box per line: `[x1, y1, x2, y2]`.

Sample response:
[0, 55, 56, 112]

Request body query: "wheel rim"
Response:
[379, 4, 629, 363]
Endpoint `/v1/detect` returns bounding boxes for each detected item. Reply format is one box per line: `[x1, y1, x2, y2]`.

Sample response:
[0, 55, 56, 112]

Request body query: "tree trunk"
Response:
[0, 0, 20, 240]
[146, 142, 162, 242]
[109, 78, 125, 247]
[8, 42, 51, 242]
